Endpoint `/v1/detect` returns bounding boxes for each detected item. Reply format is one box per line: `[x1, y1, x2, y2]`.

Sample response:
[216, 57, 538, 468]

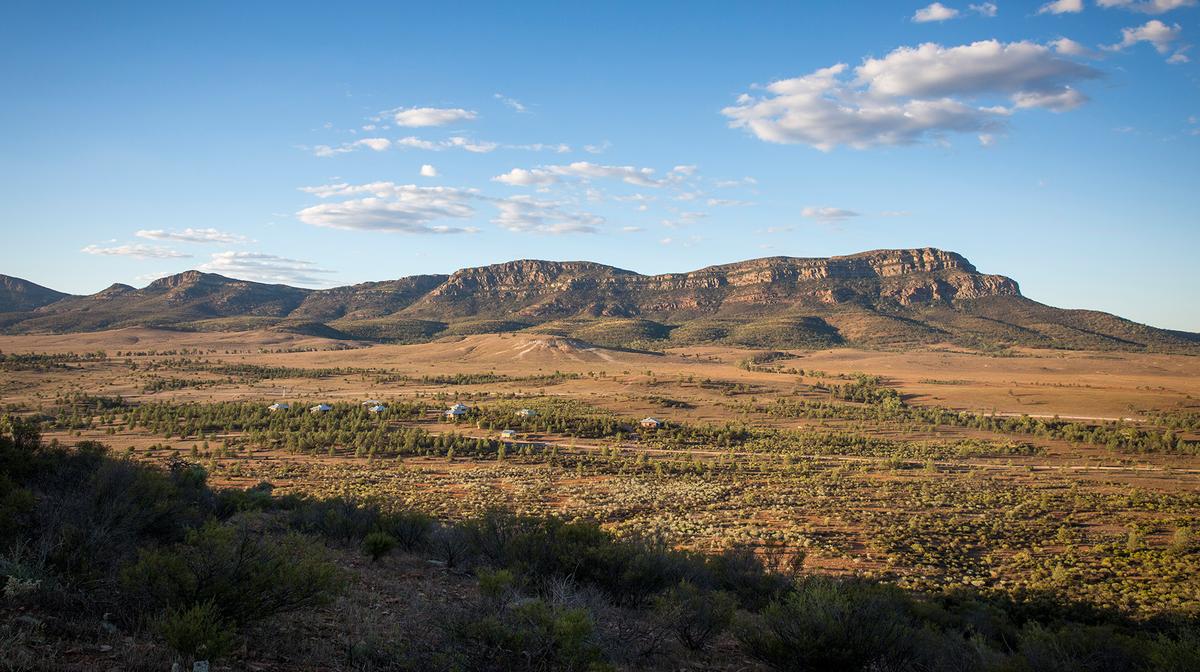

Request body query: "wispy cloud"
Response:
[297, 182, 478, 234]
[135, 228, 250, 244]
[1097, 0, 1197, 14]
[388, 106, 477, 127]
[82, 244, 192, 259]
[198, 251, 336, 286]
[493, 161, 666, 188]
[801, 206, 861, 222]
[494, 93, 529, 113]
[491, 195, 603, 234]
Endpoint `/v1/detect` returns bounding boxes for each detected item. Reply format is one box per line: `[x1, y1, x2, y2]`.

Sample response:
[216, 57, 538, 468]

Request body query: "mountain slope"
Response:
[3, 248, 1195, 352]
[0, 274, 69, 312]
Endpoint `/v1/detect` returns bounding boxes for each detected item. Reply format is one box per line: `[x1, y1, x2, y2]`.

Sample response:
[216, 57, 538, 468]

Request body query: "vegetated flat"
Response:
[6, 328, 1200, 618]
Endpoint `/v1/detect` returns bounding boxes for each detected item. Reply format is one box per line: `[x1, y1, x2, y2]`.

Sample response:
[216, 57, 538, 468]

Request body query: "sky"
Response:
[0, 1, 1198, 331]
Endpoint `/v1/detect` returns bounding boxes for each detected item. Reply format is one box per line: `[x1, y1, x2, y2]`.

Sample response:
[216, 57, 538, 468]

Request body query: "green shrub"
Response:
[382, 509, 433, 551]
[158, 599, 235, 663]
[454, 598, 609, 671]
[121, 521, 344, 626]
[363, 531, 397, 562]
[736, 576, 921, 671]
[654, 581, 736, 651]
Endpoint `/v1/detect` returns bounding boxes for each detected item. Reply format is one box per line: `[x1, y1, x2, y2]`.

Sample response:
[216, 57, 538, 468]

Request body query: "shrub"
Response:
[121, 521, 344, 626]
[736, 576, 921, 671]
[158, 599, 235, 663]
[453, 598, 609, 671]
[654, 581, 736, 651]
[363, 531, 397, 562]
[381, 509, 433, 551]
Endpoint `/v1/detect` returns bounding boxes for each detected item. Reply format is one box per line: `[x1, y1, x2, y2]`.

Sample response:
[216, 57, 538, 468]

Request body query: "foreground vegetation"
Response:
[3, 419, 1199, 670]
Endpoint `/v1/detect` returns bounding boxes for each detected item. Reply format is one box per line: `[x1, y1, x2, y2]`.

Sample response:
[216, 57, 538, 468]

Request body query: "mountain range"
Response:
[2, 248, 1196, 352]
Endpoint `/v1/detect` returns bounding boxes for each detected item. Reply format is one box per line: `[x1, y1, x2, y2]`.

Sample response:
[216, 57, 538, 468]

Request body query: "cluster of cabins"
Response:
[267, 401, 387, 414]
[267, 400, 665, 436]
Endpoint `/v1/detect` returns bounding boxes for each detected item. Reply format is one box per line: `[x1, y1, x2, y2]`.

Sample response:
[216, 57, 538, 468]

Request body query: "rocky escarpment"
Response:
[4, 248, 1191, 353]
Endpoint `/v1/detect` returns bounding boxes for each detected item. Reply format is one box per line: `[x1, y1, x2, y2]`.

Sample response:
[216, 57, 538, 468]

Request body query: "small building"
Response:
[310, 403, 333, 414]
[639, 417, 663, 429]
[361, 399, 382, 407]
[268, 402, 289, 412]
[367, 404, 387, 413]
[500, 429, 517, 439]
[445, 403, 469, 418]
[516, 408, 537, 418]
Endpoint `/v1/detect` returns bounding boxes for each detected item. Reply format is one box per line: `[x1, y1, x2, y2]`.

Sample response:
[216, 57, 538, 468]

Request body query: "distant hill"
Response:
[4, 248, 1197, 352]
[0, 274, 69, 312]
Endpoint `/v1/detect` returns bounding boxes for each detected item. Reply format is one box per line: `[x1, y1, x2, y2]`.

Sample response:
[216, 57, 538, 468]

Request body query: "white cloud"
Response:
[395, 136, 443, 150]
[136, 228, 250, 244]
[198, 251, 335, 286]
[1106, 20, 1184, 54]
[390, 106, 477, 127]
[723, 40, 1100, 150]
[492, 168, 558, 186]
[1038, 0, 1083, 14]
[420, 164, 438, 177]
[970, 2, 999, 16]
[857, 40, 1098, 100]
[491, 195, 603, 234]
[312, 137, 392, 157]
[1051, 37, 1097, 57]
[1097, 0, 1197, 14]
[297, 182, 477, 234]
[1012, 88, 1088, 111]
[621, 226, 644, 233]
[494, 93, 529, 113]
[1168, 49, 1191, 63]
[509, 143, 571, 153]
[978, 133, 997, 146]
[82, 244, 192, 259]
[801, 207, 861, 222]
[706, 198, 754, 206]
[583, 141, 612, 154]
[913, 3, 960, 22]
[492, 161, 666, 188]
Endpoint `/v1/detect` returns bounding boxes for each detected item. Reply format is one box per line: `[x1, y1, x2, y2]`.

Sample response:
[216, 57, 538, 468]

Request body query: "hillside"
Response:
[3, 248, 1197, 352]
[0, 274, 68, 312]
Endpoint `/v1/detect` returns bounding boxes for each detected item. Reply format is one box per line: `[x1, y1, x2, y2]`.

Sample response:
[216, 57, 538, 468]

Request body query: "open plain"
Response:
[6, 328, 1198, 622]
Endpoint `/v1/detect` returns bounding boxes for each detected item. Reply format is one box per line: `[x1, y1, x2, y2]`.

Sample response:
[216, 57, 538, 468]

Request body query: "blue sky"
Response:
[1, 1, 1197, 330]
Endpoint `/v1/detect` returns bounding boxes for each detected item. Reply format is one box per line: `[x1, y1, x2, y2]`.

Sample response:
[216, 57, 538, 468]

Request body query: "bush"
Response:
[158, 599, 235, 663]
[121, 520, 344, 626]
[363, 531, 397, 562]
[654, 581, 736, 651]
[736, 576, 921, 671]
[382, 509, 434, 551]
[453, 598, 609, 671]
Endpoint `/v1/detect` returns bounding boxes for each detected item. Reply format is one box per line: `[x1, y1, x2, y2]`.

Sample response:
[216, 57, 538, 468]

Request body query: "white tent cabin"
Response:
[516, 408, 537, 418]
[445, 403, 469, 418]
[367, 404, 387, 413]
[268, 402, 289, 412]
[310, 403, 333, 414]
[639, 417, 663, 429]
[361, 399, 382, 407]
[500, 429, 517, 439]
